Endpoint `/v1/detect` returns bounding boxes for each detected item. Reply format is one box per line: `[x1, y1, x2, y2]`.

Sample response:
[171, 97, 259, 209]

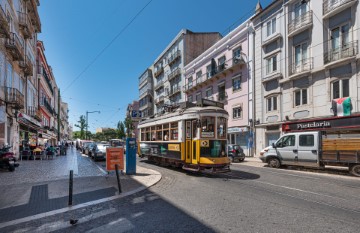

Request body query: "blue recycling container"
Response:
[126, 138, 137, 175]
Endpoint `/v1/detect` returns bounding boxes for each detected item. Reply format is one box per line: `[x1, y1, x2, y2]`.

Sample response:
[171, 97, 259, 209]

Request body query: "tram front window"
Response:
[200, 140, 227, 158]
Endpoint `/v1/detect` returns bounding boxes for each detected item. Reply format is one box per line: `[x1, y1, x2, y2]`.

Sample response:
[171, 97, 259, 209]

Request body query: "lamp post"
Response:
[86, 111, 100, 140]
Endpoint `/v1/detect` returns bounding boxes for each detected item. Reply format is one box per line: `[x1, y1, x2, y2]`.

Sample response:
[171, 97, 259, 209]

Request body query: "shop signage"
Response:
[106, 147, 124, 171]
[228, 127, 248, 133]
[297, 121, 331, 130]
[17, 113, 42, 127]
[201, 132, 214, 138]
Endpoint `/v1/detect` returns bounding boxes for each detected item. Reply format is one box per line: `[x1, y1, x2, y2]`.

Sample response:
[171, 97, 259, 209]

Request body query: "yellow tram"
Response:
[138, 99, 230, 173]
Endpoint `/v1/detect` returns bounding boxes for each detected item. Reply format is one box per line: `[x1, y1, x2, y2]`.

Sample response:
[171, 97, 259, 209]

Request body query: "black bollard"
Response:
[68, 170, 73, 206]
[115, 164, 122, 194]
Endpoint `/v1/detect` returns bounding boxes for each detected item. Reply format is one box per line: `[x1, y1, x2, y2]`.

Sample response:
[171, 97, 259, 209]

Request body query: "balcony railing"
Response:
[5, 32, 24, 61]
[168, 86, 181, 97]
[323, 0, 357, 16]
[19, 55, 33, 76]
[155, 95, 165, 104]
[289, 57, 313, 76]
[154, 80, 164, 90]
[43, 98, 54, 115]
[139, 89, 151, 99]
[168, 50, 181, 66]
[18, 12, 34, 39]
[184, 55, 246, 92]
[0, 5, 10, 38]
[168, 67, 181, 81]
[38, 65, 54, 95]
[27, 106, 42, 121]
[26, 0, 41, 32]
[217, 92, 228, 102]
[3, 87, 24, 109]
[154, 67, 164, 77]
[288, 10, 313, 36]
[324, 41, 358, 64]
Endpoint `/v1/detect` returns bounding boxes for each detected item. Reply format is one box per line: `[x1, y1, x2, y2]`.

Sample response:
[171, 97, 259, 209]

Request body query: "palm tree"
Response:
[74, 115, 87, 139]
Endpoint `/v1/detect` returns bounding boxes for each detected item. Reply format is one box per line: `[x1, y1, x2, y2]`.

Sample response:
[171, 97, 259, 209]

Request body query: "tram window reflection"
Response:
[200, 140, 227, 157]
[170, 122, 178, 140]
[217, 117, 227, 139]
[156, 125, 162, 141]
[201, 116, 215, 138]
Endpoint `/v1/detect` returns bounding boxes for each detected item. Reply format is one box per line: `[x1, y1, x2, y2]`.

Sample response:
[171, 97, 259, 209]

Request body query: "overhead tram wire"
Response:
[63, 0, 154, 93]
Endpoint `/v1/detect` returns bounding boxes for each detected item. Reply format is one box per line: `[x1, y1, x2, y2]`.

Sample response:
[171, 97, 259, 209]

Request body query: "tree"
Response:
[72, 131, 81, 139]
[124, 117, 133, 138]
[117, 121, 126, 139]
[74, 115, 87, 139]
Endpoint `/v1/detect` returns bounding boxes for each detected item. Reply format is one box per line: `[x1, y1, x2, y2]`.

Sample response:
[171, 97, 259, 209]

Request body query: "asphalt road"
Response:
[4, 156, 359, 233]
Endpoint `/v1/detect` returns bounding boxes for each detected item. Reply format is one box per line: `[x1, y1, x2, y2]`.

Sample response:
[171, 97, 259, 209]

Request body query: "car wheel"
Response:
[349, 164, 360, 177]
[239, 158, 245, 162]
[268, 157, 280, 168]
[8, 164, 15, 172]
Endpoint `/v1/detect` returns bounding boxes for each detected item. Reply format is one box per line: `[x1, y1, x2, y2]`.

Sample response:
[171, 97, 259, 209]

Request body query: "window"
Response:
[332, 79, 349, 99]
[266, 55, 277, 74]
[294, 42, 308, 66]
[331, 23, 350, 51]
[187, 77, 193, 88]
[217, 117, 227, 139]
[294, 1, 308, 20]
[196, 92, 202, 101]
[201, 116, 215, 138]
[232, 76, 241, 91]
[299, 135, 314, 147]
[206, 64, 212, 78]
[294, 89, 308, 106]
[170, 122, 178, 140]
[187, 95, 193, 103]
[276, 135, 295, 148]
[163, 123, 169, 140]
[233, 106, 242, 119]
[218, 56, 226, 71]
[205, 87, 212, 99]
[196, 71, 202, 84]
[233, 47, 242, 59]
[267, 96, 277, 112]
[266, 18, 276, 37]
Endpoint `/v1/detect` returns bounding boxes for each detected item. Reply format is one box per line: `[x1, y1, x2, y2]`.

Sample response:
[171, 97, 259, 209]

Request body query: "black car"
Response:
[227, 144, 245, 162]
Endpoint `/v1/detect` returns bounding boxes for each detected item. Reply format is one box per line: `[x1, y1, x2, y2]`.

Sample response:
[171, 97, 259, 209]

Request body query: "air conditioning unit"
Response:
[234, 55, 244, 64]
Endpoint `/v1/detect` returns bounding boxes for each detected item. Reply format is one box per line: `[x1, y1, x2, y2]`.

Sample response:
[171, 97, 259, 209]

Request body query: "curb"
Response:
[0, 167, 162, 230]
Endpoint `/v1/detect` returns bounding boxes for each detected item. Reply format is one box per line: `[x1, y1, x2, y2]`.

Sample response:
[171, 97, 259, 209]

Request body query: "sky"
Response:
[38, 0, 273, 133]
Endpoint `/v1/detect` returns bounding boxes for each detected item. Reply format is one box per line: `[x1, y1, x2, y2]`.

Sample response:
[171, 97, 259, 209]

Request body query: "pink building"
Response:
[183, 20, 252, 155]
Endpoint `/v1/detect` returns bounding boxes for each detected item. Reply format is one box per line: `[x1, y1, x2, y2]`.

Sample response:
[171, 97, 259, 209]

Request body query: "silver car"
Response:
[92, 144, 110, 161]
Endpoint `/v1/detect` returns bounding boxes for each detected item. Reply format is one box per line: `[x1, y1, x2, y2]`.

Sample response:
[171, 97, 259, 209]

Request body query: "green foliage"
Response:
[74, 115, 87, 139]
[117, 121, 126, 139]
[124, 117, 133, 138]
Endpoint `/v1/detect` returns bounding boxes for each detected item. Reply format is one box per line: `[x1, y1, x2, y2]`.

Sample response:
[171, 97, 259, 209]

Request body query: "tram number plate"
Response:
[200, 140, 209, 147]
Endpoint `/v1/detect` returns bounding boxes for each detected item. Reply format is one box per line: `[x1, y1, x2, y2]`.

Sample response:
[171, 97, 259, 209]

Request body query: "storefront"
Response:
[17, 112, 42, 152]
[228, 126, 250, 156]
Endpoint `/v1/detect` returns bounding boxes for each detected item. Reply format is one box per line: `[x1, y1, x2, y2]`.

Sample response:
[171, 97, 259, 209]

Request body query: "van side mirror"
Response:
[272, 143, 276, 148]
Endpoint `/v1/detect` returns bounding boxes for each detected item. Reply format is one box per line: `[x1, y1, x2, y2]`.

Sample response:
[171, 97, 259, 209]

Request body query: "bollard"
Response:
[68, 170, 73, 206]
[115, 164, 122, 194]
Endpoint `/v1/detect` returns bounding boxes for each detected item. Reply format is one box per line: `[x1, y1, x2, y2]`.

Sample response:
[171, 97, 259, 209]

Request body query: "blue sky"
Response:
[38, 0, 273, 133]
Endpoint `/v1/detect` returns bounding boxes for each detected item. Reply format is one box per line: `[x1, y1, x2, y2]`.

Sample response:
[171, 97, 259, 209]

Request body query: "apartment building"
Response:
[152, 29, 222, 115]
[60, 101, 69, 141]
[252, 0, 360, 155]
[138, 68, 153, 118]
[183, 20, 253, 155]
[0, 0, 41, 154]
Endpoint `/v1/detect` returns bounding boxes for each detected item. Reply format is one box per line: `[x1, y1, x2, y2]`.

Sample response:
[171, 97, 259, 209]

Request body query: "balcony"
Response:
[5, 33, 25, 61]
[139, 102, 152, 111]
[0, 5, 10, 38]
[323, 0, 357, 19]
[18, 12, 34, 39]
[324, 41, 358, 66]
[217, 92, 228, 102]
[25, 0, 41, 32]
[37, 65, 54, 95]
[154, 80, 164, 91]
[139, 89, 151, 99]
[27, 106, 42, 121]
[154, 67, 164, 78]
[19, 55, 33, 76]
[43, 98, 54, 115]
[288, 11, 313, 37]
[184, 55, 246, 93]
[289, 57, 313, 79]
[168, 50, 181, 66]
[168, 67, 181, 81]
[3, 87, 24, 110]
[155, 95, 165, 105]
[168, 86, 181, 97]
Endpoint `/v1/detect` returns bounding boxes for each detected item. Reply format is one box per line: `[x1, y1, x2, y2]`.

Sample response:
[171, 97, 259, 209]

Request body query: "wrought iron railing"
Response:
[5, 32, 24, 60]
[217, 92, 228, 102]
[289, 57, 313, 76]
[0, 4, 10, 38]
[154, 67, 164, 77]
[288, 10, 313, 35]
[324, 40, 358, 64]
[4, 87, 24, 109]
[18, 11, 34, 38]
[38, 65, 54, 94]
[168, 67, 181, 81]
[168, 50, 181, 66]
[323, 0, 357, 15]
[154, 80, 164, 90]
[43, 98, 54, 115]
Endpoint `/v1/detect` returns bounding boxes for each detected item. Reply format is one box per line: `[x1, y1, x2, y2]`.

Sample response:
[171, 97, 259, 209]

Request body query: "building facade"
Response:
[138, 68, 153, 118]
[126, 100, 140, 139]
[183, 20, 253, 155]
[252, 0, 360, 155]
[151, 29, 222, 115]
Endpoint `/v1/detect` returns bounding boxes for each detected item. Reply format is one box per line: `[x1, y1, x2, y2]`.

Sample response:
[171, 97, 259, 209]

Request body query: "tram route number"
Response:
[200, 140, 209, 147]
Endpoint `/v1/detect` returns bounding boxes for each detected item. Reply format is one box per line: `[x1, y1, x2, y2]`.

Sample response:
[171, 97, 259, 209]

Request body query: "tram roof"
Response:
[138, 105, 228, 127]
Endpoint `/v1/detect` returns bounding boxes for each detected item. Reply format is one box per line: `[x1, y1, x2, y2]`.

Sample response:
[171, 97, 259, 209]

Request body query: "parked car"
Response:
[82, 142, 94, 154]
[86, 143, 96, 156]
[92, 143, 110, 161]
[227, 144, 245, 162]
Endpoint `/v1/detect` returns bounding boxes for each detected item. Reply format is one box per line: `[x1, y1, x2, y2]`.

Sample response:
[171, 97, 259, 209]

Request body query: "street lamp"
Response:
[86, 111, 100, 140]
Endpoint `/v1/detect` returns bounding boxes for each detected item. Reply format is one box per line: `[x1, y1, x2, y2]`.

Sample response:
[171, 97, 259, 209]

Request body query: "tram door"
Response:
[185, 120, 196, 164]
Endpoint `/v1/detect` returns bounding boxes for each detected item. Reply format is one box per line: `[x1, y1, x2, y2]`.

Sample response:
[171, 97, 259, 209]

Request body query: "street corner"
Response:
[128, 165, 162, 189]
